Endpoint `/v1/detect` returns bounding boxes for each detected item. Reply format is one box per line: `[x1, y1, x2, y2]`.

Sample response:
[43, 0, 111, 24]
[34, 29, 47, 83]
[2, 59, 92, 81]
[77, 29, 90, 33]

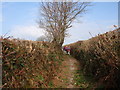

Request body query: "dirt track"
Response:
[52, 55, 80, 88]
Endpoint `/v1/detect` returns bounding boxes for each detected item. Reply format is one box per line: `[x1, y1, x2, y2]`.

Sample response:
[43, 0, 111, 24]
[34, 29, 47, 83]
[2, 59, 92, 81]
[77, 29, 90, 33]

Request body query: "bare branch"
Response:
[38, 2, 91, 47]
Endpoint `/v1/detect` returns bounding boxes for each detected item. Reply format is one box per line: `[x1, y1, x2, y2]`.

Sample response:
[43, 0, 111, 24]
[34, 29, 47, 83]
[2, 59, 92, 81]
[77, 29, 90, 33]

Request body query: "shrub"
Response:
[70, 28, 120, 88]
[2, 38, 63, 88]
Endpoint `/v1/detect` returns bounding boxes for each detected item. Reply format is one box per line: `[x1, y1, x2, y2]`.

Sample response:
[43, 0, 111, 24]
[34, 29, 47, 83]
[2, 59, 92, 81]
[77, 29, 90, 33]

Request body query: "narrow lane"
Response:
[52, 55, 80, 88]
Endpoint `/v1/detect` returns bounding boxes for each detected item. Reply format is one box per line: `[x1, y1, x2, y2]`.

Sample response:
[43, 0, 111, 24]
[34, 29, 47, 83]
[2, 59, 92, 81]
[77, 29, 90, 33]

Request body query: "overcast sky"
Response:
[1, 2, 118, 45]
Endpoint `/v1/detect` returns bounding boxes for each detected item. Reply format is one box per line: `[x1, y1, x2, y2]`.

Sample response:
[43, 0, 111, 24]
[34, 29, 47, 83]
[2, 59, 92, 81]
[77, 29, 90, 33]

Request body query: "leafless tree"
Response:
[38, 1, 91, 47]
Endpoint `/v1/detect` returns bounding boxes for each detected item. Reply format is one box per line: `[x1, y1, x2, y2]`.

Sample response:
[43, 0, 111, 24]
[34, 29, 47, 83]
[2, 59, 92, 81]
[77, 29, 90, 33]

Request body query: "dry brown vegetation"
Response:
[69, 28, 120, 88]
[1, 27, 120, 88]
[1, 37, 63, 88]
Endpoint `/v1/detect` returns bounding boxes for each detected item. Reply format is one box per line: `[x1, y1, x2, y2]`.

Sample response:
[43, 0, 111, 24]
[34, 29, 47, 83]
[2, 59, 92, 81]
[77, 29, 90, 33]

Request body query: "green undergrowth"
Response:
[74, 70, 94, 89]
[2, 38, 63, 88]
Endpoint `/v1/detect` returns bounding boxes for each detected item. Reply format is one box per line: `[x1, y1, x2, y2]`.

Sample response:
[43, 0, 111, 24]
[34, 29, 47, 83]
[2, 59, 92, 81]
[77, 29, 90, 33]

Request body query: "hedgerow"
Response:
[2, 38, 63, 88]
[70, 28, 120, 88]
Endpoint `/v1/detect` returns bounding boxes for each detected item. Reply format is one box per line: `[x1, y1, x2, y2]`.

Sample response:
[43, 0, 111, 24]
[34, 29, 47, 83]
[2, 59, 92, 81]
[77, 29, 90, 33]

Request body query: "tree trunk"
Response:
[52, 31, 65, 48]
[59, 36, 64, 46]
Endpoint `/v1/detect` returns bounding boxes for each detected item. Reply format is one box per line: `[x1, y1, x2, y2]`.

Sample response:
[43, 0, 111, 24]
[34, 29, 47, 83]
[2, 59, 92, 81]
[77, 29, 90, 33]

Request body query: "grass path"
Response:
[51, 55, 94, 88]
[52, 55, 79, 88]
[51, 55, 92, 88]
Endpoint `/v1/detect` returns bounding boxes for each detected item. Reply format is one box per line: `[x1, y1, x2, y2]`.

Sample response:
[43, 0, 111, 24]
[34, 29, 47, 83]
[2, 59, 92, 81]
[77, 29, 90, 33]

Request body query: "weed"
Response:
[74, 70, 93, 89]
[48, 81, 54, 88]
[37, 75, 44, 81]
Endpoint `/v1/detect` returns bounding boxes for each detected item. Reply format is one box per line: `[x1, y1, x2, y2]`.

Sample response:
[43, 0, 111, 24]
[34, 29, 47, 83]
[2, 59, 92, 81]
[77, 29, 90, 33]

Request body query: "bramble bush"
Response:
[2, 38, 63, 88]
[70, 28, 120, 88]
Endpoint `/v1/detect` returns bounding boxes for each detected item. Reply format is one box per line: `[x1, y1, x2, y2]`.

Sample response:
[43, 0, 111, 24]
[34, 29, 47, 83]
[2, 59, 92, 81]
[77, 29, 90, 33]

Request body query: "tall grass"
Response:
[70, 28, 120, 88]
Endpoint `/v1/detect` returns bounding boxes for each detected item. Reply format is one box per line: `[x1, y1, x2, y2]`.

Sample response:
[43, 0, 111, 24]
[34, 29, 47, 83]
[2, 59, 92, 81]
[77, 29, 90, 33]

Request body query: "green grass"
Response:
[74, 70, 94, 89]
[36, 75, 44, 81]
[48, 81, 54, 88]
